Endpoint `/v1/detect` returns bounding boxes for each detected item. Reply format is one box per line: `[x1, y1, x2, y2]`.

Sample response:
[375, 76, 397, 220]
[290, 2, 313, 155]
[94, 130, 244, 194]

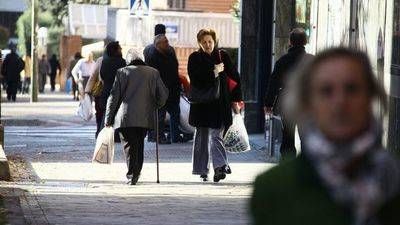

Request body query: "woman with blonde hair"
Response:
[187, 28, 243, 182]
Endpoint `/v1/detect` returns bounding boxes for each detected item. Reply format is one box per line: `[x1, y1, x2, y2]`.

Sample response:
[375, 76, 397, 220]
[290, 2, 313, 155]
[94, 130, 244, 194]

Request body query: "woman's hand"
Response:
[232, 101, 244, 114]
[213, 63, 224, 77]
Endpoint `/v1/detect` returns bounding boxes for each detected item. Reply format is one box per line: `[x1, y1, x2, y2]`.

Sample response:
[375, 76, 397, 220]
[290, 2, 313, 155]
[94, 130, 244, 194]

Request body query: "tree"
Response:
[230, 0, 240, 21]
[16, 0, 110, 56]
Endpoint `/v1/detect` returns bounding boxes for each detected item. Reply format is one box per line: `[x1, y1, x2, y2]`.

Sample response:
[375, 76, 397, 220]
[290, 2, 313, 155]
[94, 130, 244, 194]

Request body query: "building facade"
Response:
[108, 0, 238, 76]
[243, 0, 399, 151]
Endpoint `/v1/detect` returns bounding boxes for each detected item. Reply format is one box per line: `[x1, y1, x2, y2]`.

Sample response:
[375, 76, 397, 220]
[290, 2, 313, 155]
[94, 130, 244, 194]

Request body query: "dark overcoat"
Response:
[187, 49, 242, 129]
[99, 56, 126, 109]
[250, 154, 400, 225]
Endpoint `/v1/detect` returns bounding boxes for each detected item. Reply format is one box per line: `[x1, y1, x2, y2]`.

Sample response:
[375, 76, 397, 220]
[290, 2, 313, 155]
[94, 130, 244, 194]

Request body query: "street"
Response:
[0, 92, 273, 225]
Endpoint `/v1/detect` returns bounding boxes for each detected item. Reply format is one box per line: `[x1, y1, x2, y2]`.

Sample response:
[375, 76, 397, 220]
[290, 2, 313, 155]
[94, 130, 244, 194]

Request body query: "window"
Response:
[168, 0, 185, 10]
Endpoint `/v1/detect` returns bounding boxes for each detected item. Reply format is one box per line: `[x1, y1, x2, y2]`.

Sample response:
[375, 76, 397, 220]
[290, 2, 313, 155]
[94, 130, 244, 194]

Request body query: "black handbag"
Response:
[188, 77, 220, 104]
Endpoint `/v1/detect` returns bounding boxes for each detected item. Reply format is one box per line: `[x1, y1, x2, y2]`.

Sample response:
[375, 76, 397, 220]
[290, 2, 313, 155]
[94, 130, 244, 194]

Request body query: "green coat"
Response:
[250, 155, 400, 225]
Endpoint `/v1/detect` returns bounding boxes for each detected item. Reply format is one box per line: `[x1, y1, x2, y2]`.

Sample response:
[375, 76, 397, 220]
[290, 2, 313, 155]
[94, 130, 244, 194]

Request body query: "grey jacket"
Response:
[105, 65, 169, 129]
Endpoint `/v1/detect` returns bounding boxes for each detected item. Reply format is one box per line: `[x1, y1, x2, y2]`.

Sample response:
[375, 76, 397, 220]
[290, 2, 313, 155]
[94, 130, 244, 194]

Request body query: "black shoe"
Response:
[223, 165, 232, 174]
[200, 174, 208, 182]
[129, 176, 139, 185]
[213, 167, 226, 183]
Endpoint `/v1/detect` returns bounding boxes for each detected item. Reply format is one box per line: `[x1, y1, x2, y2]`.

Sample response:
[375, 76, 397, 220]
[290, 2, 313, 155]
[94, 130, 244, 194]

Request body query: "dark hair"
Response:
[106, 41, 121, 57]
[196, 28, 217, 44]
[289, 28, 307, 46]
[154, 24, 166, 36]
[74, 52, 82, 59]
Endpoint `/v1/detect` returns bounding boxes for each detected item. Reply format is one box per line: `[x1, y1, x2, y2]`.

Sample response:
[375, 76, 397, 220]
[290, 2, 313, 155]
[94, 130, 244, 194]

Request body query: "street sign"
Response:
[165, 22, 179, 41]
[130, 0, 150, 16]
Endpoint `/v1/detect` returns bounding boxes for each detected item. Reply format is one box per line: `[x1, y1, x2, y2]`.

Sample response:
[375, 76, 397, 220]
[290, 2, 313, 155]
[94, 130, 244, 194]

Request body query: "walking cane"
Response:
[155, 109, 160, 183]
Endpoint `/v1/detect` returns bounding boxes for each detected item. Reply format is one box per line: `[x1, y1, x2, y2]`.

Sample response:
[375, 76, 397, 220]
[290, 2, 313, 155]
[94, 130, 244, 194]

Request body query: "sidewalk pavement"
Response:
[0, 91, 275, 225]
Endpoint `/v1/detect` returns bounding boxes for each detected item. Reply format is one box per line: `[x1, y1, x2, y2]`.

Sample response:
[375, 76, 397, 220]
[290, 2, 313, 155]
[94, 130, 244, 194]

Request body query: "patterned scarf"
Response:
[302, 120, 400, 225]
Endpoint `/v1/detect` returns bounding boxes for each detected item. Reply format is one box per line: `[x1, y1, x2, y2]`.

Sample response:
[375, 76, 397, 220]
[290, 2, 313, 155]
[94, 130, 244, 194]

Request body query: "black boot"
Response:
[213, 167, 226, 183]
[223, 165, 232, 174]
[130, 175, 139, 185]
[200, 174, 208, 182]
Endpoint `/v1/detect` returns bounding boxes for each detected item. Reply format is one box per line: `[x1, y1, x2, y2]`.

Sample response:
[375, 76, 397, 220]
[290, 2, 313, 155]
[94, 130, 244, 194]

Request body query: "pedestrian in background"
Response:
[99, 41, 126, 142]
[105, 49, 168, 185]
[145, 34, 183, 144]
[49, 54, 61, 92]
[143, 24, 170, 62]
[251, 48, 400, 225]
[72, 52, 96, 97]
[1, 44, 24, 101]
[264, 28, 313, 160]
[68, 52, 83, 100]
[188, 28, 242, 182]
[85, 54, 104, 138]
[38, 54, 50, 93]
[22, 54, 31, 94]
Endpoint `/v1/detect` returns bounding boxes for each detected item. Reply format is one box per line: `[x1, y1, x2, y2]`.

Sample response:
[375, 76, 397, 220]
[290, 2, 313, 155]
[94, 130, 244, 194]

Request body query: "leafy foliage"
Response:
[230, 0, 240, 21]
[16, 0, 110, 56]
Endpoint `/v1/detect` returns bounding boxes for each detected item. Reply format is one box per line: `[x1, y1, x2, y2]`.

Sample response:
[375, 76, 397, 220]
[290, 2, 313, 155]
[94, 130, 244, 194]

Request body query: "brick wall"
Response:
[175, 47, 197, 77]
[59, 35, 82, 90]
[185, 0, 234, 13]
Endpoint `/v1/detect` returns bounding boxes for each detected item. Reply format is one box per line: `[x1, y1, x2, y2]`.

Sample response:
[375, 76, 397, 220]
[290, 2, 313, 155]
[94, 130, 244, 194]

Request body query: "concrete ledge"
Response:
[0, 145, 11, 181]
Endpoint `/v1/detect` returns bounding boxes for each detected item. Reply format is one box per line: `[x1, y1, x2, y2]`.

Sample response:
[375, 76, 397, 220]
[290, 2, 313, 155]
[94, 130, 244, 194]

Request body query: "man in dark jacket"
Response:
[143, 24, 169, 61]
[49, 54, 61, 92]
[264, 28, 311, 160]
[145, 34, 183, 144]
[1, 45, 24, 101]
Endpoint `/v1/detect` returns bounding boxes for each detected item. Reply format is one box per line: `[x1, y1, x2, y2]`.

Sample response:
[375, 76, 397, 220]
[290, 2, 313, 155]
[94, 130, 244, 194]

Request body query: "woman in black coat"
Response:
[98, 41, 126, 135]
[188, 28, 243, 182]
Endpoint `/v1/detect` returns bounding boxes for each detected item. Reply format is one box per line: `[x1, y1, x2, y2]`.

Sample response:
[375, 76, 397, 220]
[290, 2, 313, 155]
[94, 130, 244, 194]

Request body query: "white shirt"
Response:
[71, 58, 96, 80]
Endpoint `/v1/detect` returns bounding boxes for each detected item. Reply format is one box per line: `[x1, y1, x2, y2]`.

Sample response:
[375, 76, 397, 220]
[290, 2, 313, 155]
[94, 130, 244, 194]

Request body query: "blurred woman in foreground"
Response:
[251, 48, 400, 225]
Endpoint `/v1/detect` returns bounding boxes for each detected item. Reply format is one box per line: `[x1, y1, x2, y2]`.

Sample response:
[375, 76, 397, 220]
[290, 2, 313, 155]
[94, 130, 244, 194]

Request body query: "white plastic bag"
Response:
[77, 93, 93, 121]
[223, 114, 251, 153]
[179, 95, 195, 133]
[92, 127, 115, 164]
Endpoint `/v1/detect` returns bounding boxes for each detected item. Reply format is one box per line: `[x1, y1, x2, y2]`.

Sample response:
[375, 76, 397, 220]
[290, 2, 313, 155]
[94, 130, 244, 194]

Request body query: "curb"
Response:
[0, 123, 10, 181]
[0, 144, 11, 181]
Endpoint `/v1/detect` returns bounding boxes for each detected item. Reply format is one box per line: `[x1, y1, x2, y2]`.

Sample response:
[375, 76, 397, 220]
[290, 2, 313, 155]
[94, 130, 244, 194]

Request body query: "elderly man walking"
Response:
[105, 50, 168, 185]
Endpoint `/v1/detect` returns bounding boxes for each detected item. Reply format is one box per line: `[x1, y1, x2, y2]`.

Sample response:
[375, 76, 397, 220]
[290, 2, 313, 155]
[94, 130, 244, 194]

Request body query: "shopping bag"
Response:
[179, 95, 195, 133]
[265, 115, 283, 158]
[76, 93, 93, 121]
[223, 114, 251, 153]
[92, 127, 115, 164]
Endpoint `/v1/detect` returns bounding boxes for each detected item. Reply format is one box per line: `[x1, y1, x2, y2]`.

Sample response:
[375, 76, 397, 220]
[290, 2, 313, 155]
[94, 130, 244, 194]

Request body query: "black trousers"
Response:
[49, 73, 56, 91]
[280, 116, 296, 159]
[6, 81, 18, 101]
[119, 127, 148, 179]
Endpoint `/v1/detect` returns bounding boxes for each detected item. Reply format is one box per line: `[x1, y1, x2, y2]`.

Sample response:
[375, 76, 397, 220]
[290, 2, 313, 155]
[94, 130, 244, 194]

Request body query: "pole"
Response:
[155, 109, 160, 183]
[30, 0, 38, 102]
